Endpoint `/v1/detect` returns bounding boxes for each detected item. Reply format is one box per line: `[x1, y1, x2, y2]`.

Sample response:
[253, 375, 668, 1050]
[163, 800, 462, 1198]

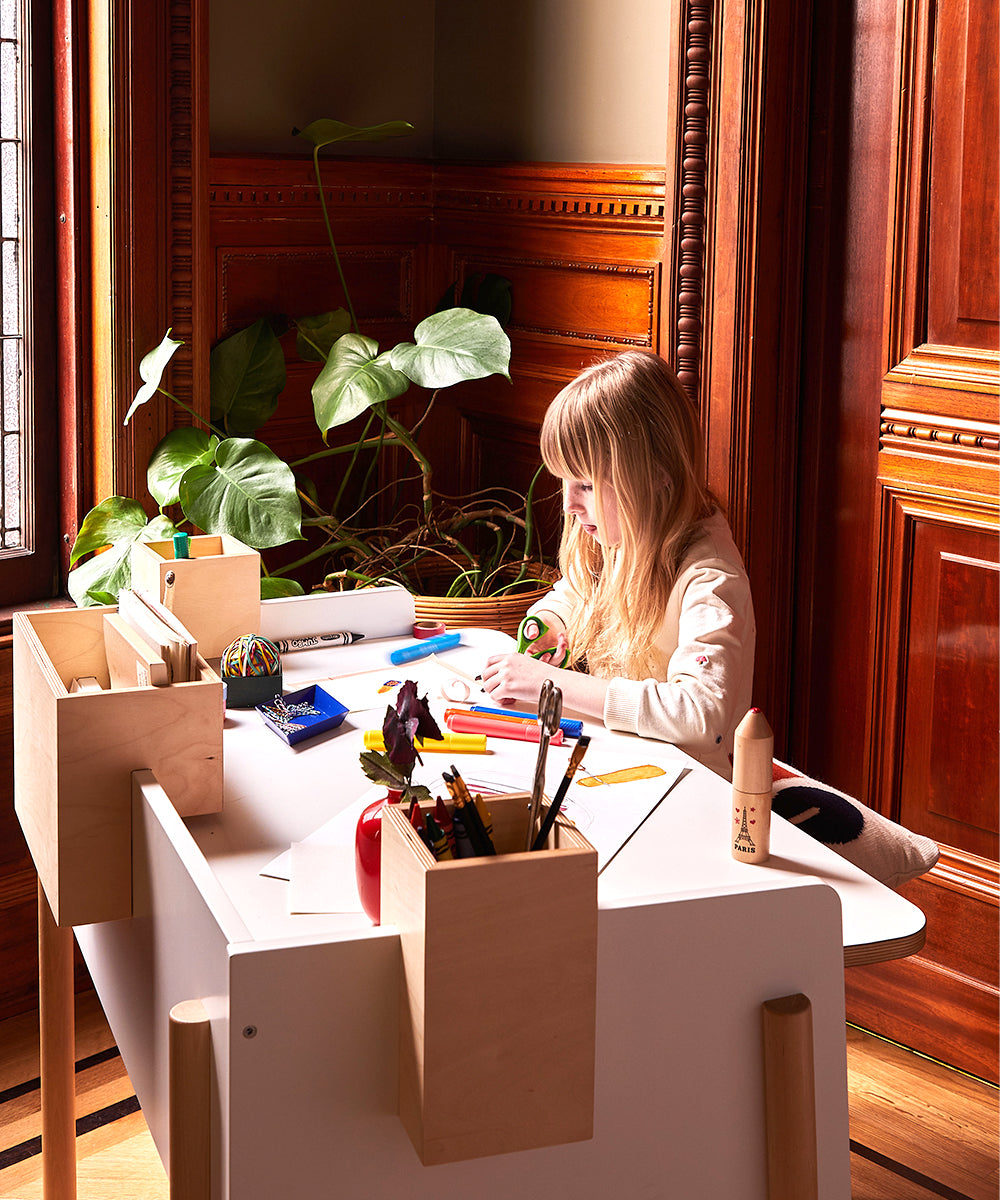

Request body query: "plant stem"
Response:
[312, 146, 360, 336]
[158, 388, 227, 439]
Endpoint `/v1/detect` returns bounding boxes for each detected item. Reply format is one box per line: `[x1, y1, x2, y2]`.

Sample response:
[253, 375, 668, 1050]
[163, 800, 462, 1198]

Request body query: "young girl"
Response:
[480, 350, 755, 780]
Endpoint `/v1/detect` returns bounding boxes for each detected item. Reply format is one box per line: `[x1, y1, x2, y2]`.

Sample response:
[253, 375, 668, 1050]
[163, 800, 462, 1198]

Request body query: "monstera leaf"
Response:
[67, 499, 177, 606]
[292, 119, 413, 150]
[123, 331, 184, 425]
[294, 310, 353, 363]
[147, 427, 220, 508]
[179, 438, 303, 549]
[311, 334, 409, 434]
[389, 309, 511, 389]
[210, 319, 287, 436]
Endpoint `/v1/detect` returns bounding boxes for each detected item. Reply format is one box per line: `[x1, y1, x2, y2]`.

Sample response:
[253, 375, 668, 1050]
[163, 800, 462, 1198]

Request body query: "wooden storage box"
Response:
[381, 792, 598, 1166]
[130, 534, 260, 658]
[13, 607, 224, 928]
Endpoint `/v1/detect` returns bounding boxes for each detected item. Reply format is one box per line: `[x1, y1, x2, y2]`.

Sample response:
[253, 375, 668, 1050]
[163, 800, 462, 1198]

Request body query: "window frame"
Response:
[0, 0, 60, 607]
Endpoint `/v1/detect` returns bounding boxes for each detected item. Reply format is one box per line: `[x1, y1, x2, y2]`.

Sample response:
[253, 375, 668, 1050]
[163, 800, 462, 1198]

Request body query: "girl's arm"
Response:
[480, 651, 610, 717]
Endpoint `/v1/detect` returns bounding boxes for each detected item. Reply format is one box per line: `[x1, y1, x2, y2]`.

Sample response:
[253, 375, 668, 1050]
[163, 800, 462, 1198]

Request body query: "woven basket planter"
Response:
[411, 565, 557, 639]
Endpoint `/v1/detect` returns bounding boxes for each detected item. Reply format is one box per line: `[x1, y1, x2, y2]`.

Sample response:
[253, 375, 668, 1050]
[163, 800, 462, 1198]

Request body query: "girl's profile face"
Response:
[564, 479, 621, 545]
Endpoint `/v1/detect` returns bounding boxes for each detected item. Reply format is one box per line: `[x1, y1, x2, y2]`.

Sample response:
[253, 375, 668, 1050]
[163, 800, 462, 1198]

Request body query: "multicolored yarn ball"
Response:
[221, 634, 281, 678]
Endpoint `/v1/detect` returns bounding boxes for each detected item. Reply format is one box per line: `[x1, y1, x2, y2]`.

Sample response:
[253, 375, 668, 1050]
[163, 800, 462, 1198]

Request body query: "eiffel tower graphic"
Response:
[734, 806, 756, 852]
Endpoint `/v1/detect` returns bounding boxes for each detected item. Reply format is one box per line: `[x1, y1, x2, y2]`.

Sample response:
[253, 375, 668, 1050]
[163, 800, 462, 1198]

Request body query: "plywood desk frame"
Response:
[24, 609, 926, 1200]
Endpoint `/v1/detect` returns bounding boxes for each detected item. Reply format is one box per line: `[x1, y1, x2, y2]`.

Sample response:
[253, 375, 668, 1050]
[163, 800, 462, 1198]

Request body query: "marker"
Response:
[173, 531, 190, 559]
[363, 730, 489, 755]
[469, 705, 583, 739]
[272, 632, 364, 652]
[445, 712, 566, 743]
[389, 631, 461, 665]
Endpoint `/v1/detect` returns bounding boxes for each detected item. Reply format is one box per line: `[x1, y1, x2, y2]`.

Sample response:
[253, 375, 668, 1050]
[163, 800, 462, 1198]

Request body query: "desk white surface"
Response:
[72, 620, 924, 1199]
[185, 625, 924, 963]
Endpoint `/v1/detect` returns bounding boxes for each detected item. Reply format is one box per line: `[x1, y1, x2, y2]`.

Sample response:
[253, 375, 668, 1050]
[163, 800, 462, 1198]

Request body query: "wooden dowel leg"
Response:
[38, 877, 76, 1200]
[169, 999, 211, 1200]
[761, 993, 818, 1200]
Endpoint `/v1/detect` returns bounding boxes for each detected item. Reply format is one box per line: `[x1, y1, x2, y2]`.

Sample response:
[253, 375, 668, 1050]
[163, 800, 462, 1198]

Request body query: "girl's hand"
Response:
[481, 651, 564, 706]
[517, 617, 559, 657]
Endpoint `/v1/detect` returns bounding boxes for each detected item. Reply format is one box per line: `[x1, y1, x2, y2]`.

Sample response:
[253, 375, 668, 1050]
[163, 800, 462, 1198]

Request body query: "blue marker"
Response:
[471, 704, 583, 738]
[389, 631, 461, 665]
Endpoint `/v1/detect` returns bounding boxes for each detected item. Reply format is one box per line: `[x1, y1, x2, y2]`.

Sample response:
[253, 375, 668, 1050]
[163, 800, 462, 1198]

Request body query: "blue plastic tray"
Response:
[256, 684, 349, 746]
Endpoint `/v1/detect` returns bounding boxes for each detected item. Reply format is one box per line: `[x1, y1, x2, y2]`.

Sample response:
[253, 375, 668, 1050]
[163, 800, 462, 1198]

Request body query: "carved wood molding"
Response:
[433, 163, 665, 232]
[928, 846, 1000, 906]
[880, 409, 1000, 459]
[883, 0, 935, 368]
[885, 344, 1000, 393]
[671, 0, 713, 406]
[166, 0, 205, 420]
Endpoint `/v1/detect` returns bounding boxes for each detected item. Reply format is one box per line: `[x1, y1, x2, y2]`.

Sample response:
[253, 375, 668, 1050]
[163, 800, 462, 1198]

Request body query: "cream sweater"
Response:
[527, 510, 756, 780]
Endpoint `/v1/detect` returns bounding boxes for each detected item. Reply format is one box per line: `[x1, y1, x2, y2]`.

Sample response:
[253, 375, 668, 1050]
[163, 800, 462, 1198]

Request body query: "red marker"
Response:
[445, 712, 565, 744]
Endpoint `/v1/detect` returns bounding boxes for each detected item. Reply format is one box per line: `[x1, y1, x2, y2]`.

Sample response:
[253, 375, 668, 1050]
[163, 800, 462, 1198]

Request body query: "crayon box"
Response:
[381, 791, 598, 1166]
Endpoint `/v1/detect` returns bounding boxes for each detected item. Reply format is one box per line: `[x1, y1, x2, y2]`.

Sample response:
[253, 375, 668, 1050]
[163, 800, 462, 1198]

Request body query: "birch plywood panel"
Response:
[13, 610, 224, 928]
[382, 793, 598, 1165]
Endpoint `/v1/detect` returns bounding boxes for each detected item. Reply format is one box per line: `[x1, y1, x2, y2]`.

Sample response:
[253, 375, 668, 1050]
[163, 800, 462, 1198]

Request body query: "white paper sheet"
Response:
[288, 842, 364, 914]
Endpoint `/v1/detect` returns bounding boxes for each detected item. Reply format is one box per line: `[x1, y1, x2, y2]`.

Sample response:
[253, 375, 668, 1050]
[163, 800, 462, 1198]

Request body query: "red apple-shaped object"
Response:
[355, 789, 403, 924]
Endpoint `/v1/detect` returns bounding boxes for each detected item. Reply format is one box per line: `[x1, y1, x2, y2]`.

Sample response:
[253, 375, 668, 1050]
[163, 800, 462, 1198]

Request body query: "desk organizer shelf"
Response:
[13, 607, 224, 927]
[381, 792, 598, 1166]
[130, 533, 260, 658]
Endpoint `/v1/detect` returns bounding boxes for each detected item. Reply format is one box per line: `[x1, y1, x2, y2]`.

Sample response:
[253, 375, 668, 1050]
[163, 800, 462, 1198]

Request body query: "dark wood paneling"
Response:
[927, 0, 999, 350]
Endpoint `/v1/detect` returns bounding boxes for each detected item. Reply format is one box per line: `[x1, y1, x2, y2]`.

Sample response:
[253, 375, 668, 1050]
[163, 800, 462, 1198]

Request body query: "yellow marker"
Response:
[577, 764, 666, 787]
[363, 731, 489, 755]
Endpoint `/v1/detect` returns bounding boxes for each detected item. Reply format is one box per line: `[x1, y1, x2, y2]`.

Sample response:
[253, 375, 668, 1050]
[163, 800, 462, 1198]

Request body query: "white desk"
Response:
[56, 616, 925, 1199]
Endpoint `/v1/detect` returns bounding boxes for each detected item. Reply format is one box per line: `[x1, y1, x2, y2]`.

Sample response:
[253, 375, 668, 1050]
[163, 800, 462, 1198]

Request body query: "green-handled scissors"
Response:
[516, 615, 570, 667]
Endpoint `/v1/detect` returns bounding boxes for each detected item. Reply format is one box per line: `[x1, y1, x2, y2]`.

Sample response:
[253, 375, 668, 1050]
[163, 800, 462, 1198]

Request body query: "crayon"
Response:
[434, 795, 457, 854]
[474, 794, 494, 847]
[450, 808, 476, 858]
[449, 765, 496, 855]
[424, 814, 453, 861]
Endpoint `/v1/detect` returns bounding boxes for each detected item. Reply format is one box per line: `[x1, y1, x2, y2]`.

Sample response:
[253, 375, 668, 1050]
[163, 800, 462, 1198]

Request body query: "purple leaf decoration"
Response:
[395, 679, 443, 743]
[382, 704, 417, 770]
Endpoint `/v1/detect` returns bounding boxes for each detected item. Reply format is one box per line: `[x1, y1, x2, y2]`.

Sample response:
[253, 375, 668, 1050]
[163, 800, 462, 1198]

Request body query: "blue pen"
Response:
[389, 631, 461, 665]
[471, 704, 583, 738]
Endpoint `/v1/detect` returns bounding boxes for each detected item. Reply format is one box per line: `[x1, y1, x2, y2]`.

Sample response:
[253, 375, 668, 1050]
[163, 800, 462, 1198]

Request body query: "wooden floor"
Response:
[0, 992, 996, 1198]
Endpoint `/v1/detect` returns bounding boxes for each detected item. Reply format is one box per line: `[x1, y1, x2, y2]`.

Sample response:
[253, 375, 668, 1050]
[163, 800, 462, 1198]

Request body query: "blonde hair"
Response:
[540, 350, 714, 679]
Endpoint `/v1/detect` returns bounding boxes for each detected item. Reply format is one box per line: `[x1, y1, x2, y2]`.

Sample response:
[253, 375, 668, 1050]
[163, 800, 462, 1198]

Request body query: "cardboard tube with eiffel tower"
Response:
[732, 708, 774, 863]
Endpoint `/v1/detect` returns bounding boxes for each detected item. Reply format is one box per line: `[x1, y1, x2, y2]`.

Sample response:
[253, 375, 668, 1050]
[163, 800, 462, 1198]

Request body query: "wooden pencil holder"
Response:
[13, 607, 224, 927]
[130, 534, 261, 659]
[381, 791, 598, 1166]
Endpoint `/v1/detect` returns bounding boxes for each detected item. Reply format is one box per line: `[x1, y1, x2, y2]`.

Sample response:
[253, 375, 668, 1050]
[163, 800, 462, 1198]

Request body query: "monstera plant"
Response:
[69, 119, 549, 606]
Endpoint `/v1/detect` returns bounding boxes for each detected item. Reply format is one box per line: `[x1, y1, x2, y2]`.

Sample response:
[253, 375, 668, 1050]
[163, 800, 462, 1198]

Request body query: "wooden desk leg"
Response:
[38, 878, 76, 1200]
[169, 1000, 211, 1200]
[761, 993, 818, 1200]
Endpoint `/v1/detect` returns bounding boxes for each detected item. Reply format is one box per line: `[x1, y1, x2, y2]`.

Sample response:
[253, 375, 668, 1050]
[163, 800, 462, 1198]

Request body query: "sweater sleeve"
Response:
[602, 556, 756, 768]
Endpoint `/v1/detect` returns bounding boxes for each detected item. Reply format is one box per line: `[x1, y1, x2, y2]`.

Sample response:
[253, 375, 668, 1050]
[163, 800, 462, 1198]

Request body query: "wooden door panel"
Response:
[927, 0, 999, 350]
[897, 515, 999, 856]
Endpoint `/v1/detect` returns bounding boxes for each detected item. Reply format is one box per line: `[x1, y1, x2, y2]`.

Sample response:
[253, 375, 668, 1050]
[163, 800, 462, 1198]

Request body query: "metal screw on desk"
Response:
[242, 1025, 257, 1039]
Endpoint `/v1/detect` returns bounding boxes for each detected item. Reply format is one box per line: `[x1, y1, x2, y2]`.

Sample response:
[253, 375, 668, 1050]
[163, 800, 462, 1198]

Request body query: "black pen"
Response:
[531, 735, 591, 851]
